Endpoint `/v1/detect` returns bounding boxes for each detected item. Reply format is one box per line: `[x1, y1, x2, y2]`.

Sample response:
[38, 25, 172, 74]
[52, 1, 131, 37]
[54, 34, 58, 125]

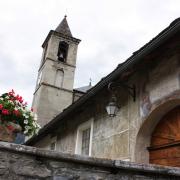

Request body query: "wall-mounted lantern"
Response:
[106, 82, 136, 117]
[106, 94, 119, 117]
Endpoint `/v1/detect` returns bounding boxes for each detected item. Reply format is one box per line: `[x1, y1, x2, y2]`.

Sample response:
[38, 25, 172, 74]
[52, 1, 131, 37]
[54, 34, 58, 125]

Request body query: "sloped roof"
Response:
[74, 84, 93, 93]
[25, 18, 180, 145]
[55, 15, 72, 37]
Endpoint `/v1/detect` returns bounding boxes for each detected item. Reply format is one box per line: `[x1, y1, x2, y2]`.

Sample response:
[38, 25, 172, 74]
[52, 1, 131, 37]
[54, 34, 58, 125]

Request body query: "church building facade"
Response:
[27, 17, 180, 167]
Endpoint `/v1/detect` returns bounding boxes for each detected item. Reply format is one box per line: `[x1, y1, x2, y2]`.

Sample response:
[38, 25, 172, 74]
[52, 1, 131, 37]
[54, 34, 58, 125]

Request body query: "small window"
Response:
[81, 128, 91, 155]
[75, 119, 93, 156]
[50, 142, 56, 150]
[57, 41, 69, 62]
[49, 137, 57, 151]
[54, 70, 64, 88]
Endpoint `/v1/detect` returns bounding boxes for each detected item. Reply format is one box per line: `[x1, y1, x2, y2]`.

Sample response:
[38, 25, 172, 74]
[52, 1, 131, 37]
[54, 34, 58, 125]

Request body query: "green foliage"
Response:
[0, 90, 40, 136]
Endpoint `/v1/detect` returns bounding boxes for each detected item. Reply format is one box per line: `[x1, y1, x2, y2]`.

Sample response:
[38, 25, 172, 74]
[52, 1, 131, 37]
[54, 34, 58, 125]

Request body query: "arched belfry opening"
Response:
[57, 41, 69, 62]
[134, 99, 180, 166]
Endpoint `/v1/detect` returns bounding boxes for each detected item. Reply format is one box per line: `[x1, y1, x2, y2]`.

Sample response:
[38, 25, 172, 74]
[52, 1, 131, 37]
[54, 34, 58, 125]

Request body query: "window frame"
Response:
[49, 136, 57, 151]
[75, 119, 94, 156]
[54, 69, 64, 88]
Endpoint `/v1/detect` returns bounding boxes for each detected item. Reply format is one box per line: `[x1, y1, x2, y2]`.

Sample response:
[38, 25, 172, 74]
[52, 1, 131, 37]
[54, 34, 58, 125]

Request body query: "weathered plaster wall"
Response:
[0, 142, 180, 180]
[134, 54, 180, 163]
[35, 87, 130, 160]
[34, 55, 180, 162]
[34, 36, 180, 164]
[91, 90, 130, 160]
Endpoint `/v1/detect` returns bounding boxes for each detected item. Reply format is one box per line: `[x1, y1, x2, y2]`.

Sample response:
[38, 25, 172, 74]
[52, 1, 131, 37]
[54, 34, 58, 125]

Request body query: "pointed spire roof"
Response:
[55, 15, 72, 37]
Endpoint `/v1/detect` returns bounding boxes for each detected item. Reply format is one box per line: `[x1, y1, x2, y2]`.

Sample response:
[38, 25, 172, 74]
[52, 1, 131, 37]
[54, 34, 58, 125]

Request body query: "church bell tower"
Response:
[32, 16, 81, 127]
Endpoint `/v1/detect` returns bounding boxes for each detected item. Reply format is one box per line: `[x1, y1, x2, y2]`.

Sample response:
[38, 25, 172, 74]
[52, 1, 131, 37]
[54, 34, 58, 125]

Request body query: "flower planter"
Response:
[0, 122, 22, 143]
[0, 89, 40, 143]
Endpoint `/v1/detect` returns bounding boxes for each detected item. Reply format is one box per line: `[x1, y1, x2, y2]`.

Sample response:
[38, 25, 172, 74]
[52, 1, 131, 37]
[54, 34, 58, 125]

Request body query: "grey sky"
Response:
[0, 0, 180, 106]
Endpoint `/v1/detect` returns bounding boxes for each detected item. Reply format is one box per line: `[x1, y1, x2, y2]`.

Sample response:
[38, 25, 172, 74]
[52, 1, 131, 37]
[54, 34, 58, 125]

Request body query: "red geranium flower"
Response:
[0, 104, 3, 110]
[7, 125, 15, 131]
[2, 109, 10, 115]
[13, 110, 20, 116]
[11, 89, 15, 94]
[8, 89, 15, 97]
[15, 94, 23, 103]
[15, 94, 19, 100]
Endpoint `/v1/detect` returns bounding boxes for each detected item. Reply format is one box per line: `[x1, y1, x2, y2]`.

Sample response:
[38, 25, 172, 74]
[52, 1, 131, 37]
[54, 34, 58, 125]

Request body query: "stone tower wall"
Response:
[32, 31, 80, 127]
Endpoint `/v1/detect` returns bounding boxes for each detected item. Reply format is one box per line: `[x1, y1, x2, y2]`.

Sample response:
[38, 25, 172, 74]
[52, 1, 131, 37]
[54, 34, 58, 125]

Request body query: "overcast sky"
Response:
[0, 0, 180, 106]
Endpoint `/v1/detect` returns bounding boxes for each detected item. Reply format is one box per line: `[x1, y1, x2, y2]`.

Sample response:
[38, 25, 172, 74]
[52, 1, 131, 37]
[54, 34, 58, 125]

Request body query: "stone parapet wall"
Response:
[0, 142, 179, 179]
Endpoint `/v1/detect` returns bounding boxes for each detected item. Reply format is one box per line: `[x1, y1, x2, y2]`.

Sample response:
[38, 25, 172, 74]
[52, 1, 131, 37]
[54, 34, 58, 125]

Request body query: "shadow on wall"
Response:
[134, 98, 180, 164]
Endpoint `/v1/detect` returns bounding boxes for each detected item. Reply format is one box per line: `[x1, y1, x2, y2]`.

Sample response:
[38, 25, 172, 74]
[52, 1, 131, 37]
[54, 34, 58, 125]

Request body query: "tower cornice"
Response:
[38, 57, 76, 72]
[42, 30, 81, 48]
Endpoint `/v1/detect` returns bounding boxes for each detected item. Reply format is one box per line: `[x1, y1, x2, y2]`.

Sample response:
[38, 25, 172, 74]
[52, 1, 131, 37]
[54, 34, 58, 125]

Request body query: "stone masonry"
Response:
[0, 142, 179, 179]
[32, 17, 80, 127]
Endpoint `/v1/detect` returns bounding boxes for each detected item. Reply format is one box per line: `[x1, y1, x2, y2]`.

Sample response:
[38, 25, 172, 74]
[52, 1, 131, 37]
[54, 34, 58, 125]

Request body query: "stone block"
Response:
[0, 129, 180, 180]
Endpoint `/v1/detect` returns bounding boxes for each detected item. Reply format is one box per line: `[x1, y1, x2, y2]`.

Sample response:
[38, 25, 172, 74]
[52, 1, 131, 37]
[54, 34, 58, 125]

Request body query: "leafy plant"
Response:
[0, 89, 40, 136]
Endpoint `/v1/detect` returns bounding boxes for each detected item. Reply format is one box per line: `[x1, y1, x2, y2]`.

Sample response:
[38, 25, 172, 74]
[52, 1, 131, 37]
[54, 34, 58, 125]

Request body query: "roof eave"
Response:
[25, 20, 180, 146]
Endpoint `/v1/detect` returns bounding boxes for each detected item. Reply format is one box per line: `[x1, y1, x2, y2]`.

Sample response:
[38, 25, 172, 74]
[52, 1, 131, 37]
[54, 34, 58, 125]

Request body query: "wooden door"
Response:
[148, 106, 180, 167]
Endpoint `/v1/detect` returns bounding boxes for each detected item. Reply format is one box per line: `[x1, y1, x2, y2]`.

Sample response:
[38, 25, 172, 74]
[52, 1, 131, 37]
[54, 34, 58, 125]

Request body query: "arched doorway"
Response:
[134, 99, 180, 164]
[148, 106, 180, 167]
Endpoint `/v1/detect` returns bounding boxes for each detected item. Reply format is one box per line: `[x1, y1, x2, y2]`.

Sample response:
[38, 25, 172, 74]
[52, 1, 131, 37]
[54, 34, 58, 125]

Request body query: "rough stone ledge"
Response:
[0, 142, 180, 177]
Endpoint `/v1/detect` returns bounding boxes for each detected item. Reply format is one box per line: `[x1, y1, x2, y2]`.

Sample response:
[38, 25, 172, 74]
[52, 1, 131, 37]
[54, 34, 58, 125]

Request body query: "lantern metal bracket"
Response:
[108, 82, 136, 102]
